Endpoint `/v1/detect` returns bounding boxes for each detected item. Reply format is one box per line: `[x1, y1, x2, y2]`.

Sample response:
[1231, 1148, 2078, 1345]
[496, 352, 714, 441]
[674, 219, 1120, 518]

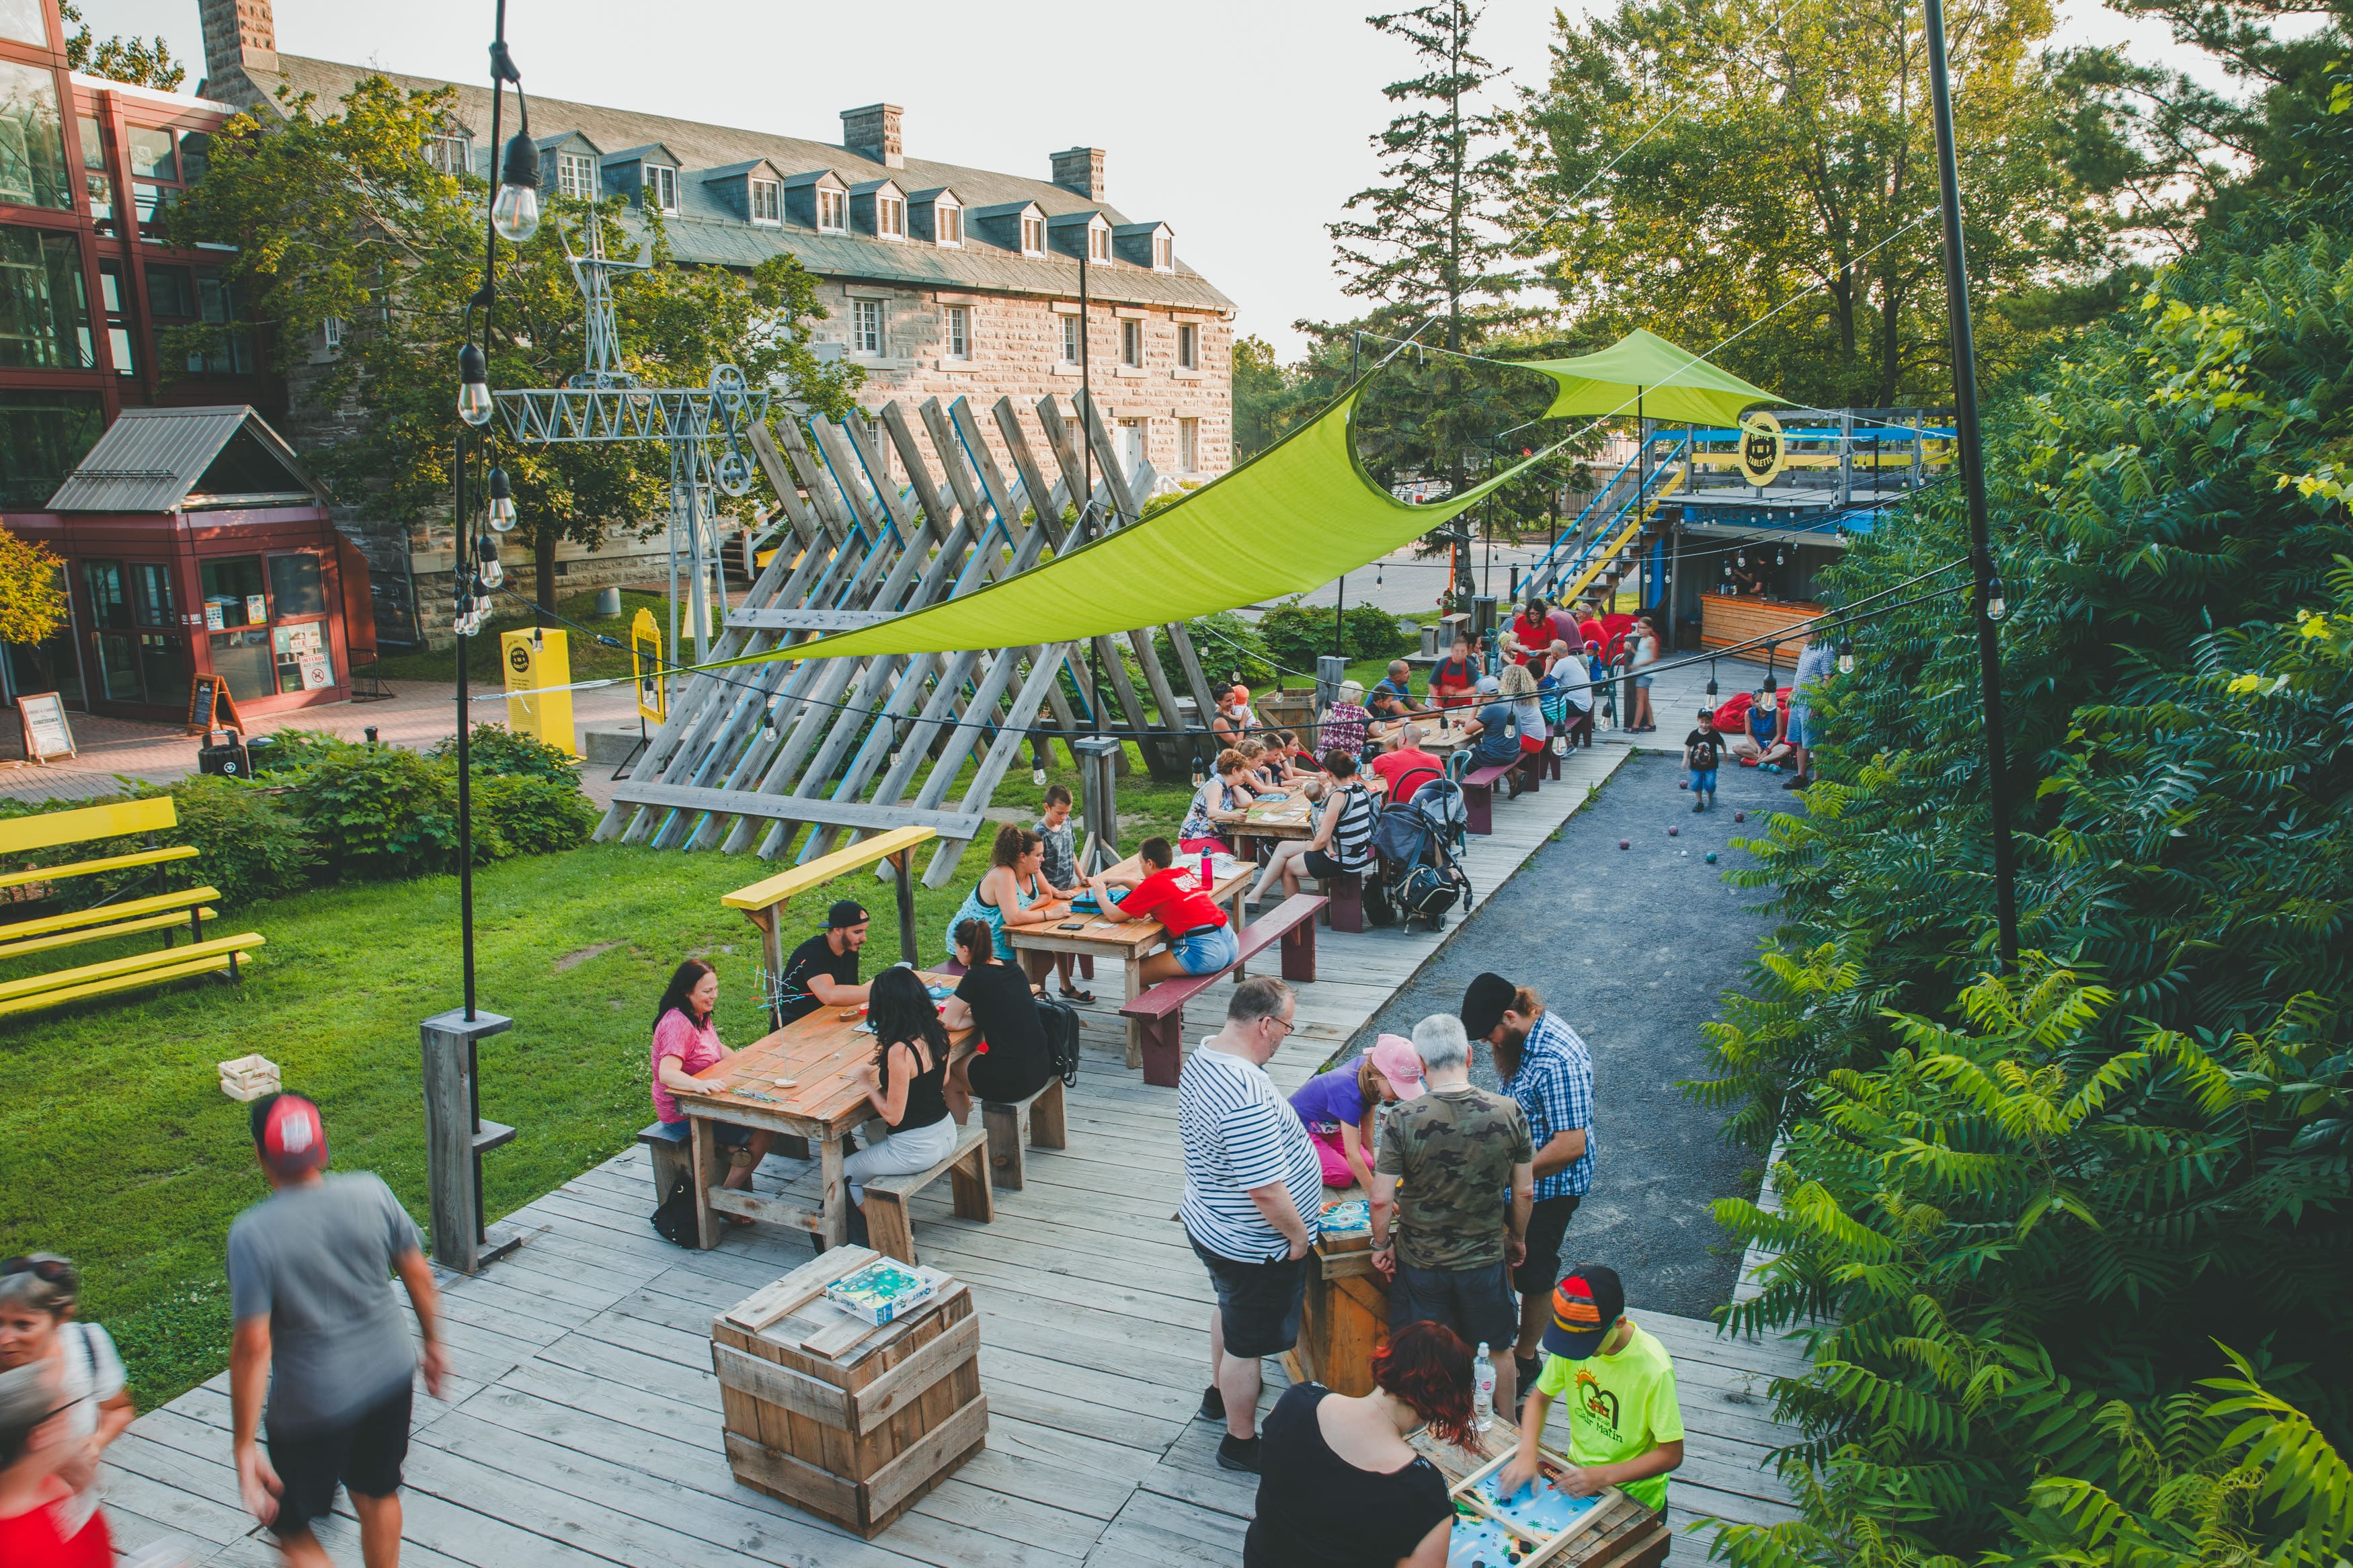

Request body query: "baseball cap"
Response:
[1542, 1265, 1625, 1359]
[253, 1093, 329, 1178]
[827, 900, 869, 930]
[1460, 972, 1516, 1040]
[1367, 1036, 1425, 1101]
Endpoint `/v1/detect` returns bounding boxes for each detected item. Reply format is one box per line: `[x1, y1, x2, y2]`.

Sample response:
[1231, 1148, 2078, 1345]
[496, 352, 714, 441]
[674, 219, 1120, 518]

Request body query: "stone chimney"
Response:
[199, 0, 278, 79]
[1051, 147, 1106, 202]
[841, 104, 904, 169]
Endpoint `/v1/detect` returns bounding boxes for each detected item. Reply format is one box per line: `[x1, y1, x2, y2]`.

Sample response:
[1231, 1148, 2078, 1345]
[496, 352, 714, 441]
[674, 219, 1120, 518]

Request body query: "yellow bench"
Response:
[0, 796, 264, 1016]
[724, 825, 934, 1024]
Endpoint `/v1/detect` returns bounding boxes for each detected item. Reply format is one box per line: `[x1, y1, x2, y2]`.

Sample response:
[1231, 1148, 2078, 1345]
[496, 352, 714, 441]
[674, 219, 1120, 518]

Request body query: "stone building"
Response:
[195, 0, 1238, 643]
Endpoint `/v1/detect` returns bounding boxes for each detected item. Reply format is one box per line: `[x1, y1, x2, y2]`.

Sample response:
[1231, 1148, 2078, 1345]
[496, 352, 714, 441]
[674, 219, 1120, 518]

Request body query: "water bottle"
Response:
[1474, 1342, 1496, 1430]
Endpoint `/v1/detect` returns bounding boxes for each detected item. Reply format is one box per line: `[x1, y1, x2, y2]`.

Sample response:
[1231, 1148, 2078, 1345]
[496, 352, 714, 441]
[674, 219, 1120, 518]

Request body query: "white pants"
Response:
[844, 1115, 959, 1203]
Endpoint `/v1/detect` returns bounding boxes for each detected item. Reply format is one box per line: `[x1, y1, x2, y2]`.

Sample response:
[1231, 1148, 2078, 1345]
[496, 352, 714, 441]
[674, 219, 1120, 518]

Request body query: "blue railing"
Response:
[1530, 432, 1689, 597]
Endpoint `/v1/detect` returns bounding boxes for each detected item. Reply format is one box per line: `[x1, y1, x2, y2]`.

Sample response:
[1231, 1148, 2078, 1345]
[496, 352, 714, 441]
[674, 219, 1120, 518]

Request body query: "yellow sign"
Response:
[630, 608, 665, 724]
[501, 628, 575, 756]
[1737, 411, 1787, 487]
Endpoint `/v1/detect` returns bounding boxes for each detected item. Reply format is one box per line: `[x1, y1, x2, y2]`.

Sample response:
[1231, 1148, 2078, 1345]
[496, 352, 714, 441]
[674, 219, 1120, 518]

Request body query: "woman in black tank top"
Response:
[842, 967, 961, 1240]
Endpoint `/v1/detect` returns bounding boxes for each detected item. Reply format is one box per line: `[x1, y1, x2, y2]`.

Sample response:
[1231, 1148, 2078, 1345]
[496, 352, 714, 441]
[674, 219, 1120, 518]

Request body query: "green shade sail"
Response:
[1524, 327, 1782, 427]
[721, 329, 1777, 665]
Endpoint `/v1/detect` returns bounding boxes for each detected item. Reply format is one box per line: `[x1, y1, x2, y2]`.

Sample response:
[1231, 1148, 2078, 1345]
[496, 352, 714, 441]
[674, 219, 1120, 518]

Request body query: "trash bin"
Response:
[244, 733, 283, 774]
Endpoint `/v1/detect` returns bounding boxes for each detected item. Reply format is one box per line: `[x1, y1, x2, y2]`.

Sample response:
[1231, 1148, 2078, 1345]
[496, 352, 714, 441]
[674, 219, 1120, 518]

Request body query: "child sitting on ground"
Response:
[1684, 708, 1724, 812]
[1035, 785, 1091, 1001]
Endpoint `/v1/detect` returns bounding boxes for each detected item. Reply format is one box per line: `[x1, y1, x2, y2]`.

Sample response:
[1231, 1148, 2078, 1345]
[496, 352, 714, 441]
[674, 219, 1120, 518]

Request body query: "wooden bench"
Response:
[724, 825, 933, 1028]
[1461, 759, 1516, 835]
[981, 1077, 1068, 1191]
[863, 1122, 994, 1265]
[1318, 868, 1365, 934]
[1121, 894, 1326, 1087]
[0, 797, 264, 1016]
[639, 1121, 691, 1200]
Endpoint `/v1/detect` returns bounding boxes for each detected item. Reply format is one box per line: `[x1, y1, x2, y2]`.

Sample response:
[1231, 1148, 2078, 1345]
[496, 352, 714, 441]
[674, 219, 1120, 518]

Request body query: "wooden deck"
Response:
[100, 739, 1804, 1567]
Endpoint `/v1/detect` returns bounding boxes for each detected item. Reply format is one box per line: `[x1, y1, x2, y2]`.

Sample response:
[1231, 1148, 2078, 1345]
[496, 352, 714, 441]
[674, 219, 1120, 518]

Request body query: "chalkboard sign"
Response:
[186, 673, 243, 736]
[17, 693, 76, 763]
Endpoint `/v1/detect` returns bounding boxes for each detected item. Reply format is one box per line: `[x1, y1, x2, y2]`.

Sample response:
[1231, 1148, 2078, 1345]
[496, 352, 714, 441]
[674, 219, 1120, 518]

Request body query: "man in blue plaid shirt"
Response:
[1462, 971, 1595, 1391]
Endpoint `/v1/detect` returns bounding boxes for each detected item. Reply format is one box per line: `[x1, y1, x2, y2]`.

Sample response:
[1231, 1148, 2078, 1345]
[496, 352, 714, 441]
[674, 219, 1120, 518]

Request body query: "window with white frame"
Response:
[750, 178, 781, 224]
[817, 187, 846, 232]
[1178, 322, 1199, 370]
[1021, 214, 1045, 255]
[1179, 417, 1199, 472]
[945, 304, 969, 359]
[936, 202, 963, 245]
[321, 316, 344, 350]
[854, 298, 883, 356]
[877, 194, 905, 239]
[425, 132, 471, 175]
[1121, 319, 1142, 368]
[643, 163, 678, 213]
[557, 151, 597, 198]
[1154, 233, 1174, 270]
[1060, 315, 1080, 364]
[1088, 222, 1110, 263]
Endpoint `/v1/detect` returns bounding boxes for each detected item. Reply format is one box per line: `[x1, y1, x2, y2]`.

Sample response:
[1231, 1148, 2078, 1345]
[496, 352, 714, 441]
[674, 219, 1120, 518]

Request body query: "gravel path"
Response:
[1345, 747, 1791, 1319]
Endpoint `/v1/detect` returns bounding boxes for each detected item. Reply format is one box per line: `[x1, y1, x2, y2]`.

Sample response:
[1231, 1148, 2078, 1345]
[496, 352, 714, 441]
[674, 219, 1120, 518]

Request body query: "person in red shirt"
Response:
[1429, 633, 1480, 709]
[1504, 597, 1557, 667]
[1369, 725, 1445, 804]
[1088, 836, 1240, 985]
[0, 1362, 112, 1568]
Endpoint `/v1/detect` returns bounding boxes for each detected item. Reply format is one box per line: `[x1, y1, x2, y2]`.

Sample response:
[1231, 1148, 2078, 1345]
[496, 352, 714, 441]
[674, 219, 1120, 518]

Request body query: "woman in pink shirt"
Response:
[649, 958, 773, 1221]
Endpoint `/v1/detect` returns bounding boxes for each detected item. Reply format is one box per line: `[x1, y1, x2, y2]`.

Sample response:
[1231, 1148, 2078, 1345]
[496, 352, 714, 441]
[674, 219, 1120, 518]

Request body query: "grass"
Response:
[0, 735, 1204, 1413]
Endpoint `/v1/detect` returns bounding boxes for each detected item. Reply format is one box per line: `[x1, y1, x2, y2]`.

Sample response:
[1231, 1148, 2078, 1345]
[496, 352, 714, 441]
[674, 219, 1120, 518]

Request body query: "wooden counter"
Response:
[1698, 593, 1817, 668]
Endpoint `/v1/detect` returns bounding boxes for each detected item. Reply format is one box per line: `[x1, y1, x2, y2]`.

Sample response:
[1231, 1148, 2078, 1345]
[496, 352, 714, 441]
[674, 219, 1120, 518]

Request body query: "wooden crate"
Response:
[1411, 1419, 1671, 1568]
[711, 1247, 987, 1539]
[1286, 1200, 1389, 1396]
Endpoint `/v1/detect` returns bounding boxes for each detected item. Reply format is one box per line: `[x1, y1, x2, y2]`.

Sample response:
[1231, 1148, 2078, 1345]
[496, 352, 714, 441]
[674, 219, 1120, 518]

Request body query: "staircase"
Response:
[1531, 434, 1689, 606]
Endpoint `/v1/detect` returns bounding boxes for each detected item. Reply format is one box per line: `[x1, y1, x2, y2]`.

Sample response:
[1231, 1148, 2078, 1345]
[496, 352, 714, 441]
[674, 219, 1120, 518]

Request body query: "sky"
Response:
[91, 0, 2243, 359]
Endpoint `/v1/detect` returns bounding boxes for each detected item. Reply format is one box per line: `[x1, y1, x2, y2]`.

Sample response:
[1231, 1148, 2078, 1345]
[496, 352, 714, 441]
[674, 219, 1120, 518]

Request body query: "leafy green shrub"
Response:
[287, 745, 460, 880]
[149, 778, 314, 905]
[474, 772, 596, 855]
[1257, 598, 1412, 675]
[1342, 602, 1409, 661]
[252, 728, 360, 771]
[1158, 613, 1272, 692]
[429, 723, 580, 783]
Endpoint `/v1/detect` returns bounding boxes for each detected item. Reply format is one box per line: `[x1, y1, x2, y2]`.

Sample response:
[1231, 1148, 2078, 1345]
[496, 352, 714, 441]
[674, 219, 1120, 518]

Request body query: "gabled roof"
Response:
[601, 142, 678, 168]
[905, 185, 960, 206]
[847, 177, 903, 198]
[48, 407, 325, 513]
[1045, 210, 1107, 229]
[702, 158, 783, 183]
[780, 167, 847, 191]
[969, 198, 1043, 220]
[536, 130, 600, 155]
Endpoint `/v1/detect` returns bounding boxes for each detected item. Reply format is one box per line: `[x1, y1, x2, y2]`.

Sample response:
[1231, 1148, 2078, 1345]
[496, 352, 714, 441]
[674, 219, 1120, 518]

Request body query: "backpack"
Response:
[1395, 862, 1470, 930]
[651, 1171, 700, 1247]
[1362, 870, 1400, 927]
[1037, 995, 1083, 1088]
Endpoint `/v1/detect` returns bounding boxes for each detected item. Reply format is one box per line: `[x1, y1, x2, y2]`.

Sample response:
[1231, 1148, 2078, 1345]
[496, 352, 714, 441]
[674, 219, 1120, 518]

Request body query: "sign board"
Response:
[631, 608, 666, 725]
[502, 628, 576, 756]
[17, 692, 75, 762]
[1737, 411, 1788, 487]
[185, 674, 245, 736]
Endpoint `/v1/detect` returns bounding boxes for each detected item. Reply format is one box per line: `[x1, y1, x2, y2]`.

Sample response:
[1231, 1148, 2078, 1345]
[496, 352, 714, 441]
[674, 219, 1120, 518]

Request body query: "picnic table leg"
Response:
[1123, 955, 1145, 1072]
[1228, 884, 1249, 982]
[819, 1131, 848, 1251]
[689, 1114, 720, 1249]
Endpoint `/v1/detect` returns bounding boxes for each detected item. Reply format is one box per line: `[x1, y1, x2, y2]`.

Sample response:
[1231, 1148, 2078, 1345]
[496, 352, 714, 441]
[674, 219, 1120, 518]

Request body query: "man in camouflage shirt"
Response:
[1369, 1013, 1536, 1411]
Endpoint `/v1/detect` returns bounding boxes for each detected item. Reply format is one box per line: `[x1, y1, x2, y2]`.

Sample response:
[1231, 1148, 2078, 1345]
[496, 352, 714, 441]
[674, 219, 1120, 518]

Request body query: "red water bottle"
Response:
[1200, 848, 1214, 889]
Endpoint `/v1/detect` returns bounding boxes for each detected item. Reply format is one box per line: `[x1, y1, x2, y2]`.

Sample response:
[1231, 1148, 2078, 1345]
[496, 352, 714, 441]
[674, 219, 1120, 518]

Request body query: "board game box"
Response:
[822, 1260, 949, 1327]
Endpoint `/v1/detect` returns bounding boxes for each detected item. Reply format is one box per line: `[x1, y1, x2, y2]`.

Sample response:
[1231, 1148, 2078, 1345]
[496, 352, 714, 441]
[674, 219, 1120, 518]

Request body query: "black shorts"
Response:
[266, 1383, 412, 1536]
[1390, 1260, 1518, 1346]
[1511, 1194, 1583, 1298]
[1188, 1231, 1308, 1358]
[1302, 850, 1360, 881]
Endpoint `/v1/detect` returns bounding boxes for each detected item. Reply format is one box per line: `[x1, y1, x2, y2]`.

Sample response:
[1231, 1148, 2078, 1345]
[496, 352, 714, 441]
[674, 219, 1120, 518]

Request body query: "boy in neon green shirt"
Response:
[1500, 1264, 1686, 1516]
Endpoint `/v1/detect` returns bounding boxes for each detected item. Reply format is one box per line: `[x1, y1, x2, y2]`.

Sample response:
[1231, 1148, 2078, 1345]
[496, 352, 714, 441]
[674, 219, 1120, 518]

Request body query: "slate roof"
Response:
[47, 406, 325, 513]
[214, 55, 1235, 315]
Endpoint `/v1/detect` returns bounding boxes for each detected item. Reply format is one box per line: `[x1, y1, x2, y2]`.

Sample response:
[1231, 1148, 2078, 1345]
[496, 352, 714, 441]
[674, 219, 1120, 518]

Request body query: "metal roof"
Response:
[46, 406, 326, 513]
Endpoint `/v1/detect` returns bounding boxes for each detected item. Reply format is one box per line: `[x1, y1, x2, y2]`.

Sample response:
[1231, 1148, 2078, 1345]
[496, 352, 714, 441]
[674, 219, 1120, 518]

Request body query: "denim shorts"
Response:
[1188, 1231, 1307, 1358]
[1689, 768, 1716, 792]
[1390, 1260, 1519, 1348]
[1168, 923, 1240, 975]
[1788, 711, 1813, 747]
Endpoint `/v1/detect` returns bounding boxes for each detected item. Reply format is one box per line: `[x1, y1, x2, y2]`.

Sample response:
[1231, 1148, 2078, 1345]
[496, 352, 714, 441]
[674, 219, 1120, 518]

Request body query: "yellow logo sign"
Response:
[1737, 411, 1786, 487]
[631, 608, 666, 725]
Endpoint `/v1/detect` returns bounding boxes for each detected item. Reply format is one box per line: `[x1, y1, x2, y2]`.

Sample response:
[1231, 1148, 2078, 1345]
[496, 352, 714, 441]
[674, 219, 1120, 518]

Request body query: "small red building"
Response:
[10, 405, 369, 722]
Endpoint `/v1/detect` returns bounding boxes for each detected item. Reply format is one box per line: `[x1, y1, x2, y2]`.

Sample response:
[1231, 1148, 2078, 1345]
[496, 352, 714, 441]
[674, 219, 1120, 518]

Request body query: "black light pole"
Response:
[1923, 0, 2020, 965]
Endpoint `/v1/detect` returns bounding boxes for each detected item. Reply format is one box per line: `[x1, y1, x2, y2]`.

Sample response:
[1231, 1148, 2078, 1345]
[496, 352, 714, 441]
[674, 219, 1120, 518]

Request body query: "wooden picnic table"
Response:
[1008, 851, 1256, 1069]
[668, 970, 976, 1250]
[1232, 792, 1316, 863]
[1419, 724, 1476, 757]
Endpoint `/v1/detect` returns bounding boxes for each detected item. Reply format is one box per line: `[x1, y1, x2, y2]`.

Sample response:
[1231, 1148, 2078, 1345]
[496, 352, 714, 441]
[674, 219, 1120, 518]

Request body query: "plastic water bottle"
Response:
[1474, 1342, 1496, 1430]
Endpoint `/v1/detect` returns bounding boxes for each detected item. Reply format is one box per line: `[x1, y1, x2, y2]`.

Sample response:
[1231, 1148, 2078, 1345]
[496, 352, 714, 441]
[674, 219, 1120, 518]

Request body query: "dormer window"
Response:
[556, 151, 596, 198]
[1089, 222, 1111, 263]
[1154, 233, 1173, 270]
[750, 177, 781, 224]
[877, 194, 904, 239]
[936, 201, 962, 245]
[425, 132, 471, 176]
[819, 188, 846, 231]
[1022, 216, 1045, 255]
[644, 163, 678, 214]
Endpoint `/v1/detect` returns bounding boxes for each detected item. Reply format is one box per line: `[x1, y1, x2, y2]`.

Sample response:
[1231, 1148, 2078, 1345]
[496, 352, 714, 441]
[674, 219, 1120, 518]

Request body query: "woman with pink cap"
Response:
[1285, 1037, 1425, 1190]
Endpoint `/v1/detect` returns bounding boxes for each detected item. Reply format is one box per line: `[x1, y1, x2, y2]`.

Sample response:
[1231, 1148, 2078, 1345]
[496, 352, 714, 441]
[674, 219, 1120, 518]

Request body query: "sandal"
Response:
[1059, 985, 1096, 1003]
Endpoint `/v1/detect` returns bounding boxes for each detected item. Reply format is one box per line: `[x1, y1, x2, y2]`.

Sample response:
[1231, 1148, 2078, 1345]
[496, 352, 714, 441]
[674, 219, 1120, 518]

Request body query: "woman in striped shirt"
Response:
[1246, 751, 1376, 907]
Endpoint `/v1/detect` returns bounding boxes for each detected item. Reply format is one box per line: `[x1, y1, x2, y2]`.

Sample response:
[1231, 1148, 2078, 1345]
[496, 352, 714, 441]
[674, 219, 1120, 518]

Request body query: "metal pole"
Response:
[1080, 243, 1102, 739]
[1339, 333, 1359, 663]
[1924, 0, 2020, 966]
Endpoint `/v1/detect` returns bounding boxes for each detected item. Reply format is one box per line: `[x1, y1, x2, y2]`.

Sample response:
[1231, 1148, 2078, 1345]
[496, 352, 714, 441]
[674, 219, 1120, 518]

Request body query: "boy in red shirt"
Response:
[1088, 836, 1239, 987]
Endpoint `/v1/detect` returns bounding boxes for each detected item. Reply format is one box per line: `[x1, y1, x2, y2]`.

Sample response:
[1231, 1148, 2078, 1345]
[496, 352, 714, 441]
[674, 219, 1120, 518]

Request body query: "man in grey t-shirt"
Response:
[229, 1094, 443, 1567]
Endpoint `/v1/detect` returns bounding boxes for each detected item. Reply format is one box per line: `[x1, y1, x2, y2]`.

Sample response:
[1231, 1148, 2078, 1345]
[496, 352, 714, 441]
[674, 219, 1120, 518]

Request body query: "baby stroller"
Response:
[1366, 777, 1474, 932]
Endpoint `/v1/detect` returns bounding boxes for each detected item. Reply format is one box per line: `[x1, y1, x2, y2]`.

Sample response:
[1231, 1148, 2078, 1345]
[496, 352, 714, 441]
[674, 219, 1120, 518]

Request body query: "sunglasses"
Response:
[1, 1258, 71, 1284]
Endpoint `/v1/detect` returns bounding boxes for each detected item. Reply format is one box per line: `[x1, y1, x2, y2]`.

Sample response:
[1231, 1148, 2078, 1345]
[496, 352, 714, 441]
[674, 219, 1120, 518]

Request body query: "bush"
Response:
[1158, 613, 1272, 693]
[253, 728, 361, 771]
[149, 778, 314, 905]
[429, 723, 580, 782]
[1257, 598, 1412, 676]
[286, 745, 460, 880]
[474, 772, 596, 856]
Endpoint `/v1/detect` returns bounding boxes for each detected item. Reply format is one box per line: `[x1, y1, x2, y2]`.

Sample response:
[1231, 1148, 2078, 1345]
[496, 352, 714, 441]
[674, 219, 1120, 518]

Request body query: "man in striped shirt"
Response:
[1179, 976, 1323, 1475]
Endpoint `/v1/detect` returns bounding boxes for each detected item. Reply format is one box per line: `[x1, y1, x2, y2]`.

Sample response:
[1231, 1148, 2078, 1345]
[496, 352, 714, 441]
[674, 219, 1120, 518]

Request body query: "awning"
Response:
[1524, 328, 1782, 427]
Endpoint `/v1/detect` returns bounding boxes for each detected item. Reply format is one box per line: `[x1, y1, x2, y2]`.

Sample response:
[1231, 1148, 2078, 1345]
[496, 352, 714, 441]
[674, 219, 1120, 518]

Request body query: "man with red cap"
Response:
[228, 1094, 444, 1568]
[1500, 1264, 1685, 1526]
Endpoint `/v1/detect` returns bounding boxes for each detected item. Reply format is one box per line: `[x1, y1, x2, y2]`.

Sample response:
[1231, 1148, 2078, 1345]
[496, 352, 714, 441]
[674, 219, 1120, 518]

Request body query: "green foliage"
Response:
[58, 1, 185, 91]
[0, 524, 65, 647]
[1254, 597, 1414, 676]
[143, 779, 315, 907]
[471, 773, 596, 856]
[1161, 613, 1272, 691]
[428, 723, 580, 783]
[287, 745, 461, 881]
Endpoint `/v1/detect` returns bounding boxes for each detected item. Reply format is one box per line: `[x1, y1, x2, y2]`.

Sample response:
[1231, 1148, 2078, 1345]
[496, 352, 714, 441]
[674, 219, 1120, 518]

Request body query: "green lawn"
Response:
[0, 737, 1195, 1413]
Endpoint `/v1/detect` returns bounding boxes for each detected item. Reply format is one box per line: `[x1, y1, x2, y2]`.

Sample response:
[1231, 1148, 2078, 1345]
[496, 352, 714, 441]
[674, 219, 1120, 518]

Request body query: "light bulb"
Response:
[1985, 577, 2009, 623]
[457, 342, 491, 425]
[474, 594, 493, 616]
[1837, 639, 1855, 675]
[1033, 766, 1048, 787]
[454, 610, 475, 636]
[491, 130, 543, 242]
[1706, 665, 1719, 697]
[1551, 734, 1567, 757]
[486, 466, 517, 531]
[479, 554, 504, 589]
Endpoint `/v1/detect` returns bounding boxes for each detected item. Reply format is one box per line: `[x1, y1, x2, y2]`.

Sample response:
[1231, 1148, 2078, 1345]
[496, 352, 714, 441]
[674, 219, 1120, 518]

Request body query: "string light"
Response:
[456, 343, 491, 425]
[1705, 660, 1718, 697]
[1985, 575, 2009, 623]
[1837, 636, 1855, 675]
[486, 466, 517, 531]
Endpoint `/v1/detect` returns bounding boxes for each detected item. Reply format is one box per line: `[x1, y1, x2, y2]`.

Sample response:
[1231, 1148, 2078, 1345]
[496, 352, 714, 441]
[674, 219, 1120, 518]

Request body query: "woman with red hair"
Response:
[1242, 1320, 1470, 1566]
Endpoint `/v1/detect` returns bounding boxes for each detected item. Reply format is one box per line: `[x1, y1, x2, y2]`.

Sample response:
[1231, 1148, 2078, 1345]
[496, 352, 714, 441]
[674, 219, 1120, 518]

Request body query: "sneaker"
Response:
[1783, 774, 1810, 791]
[1215, 1434, 1262, 1473]
[1691, 798, 1705, 813]
[1197, 1385, 1226, 1423]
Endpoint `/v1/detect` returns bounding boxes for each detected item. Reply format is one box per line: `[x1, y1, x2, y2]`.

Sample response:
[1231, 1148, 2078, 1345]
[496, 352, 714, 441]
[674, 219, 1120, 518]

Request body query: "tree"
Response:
[59, 1, 184, 92]
[169, 77, 861, 614]
[0, 526, 65, 647]
[1518, 0, 2126, 407]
